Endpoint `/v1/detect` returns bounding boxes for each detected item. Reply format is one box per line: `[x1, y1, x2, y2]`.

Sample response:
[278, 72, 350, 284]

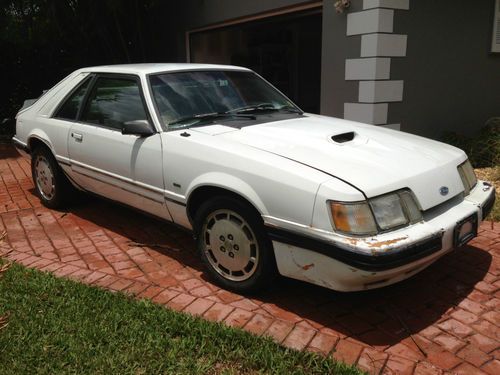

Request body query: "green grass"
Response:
[0, 262, 361, 375]
[440, 117, 500, 168]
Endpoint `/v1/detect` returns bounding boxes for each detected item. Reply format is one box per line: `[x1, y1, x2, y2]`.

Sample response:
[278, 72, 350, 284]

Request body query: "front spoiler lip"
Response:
[267, 226, 444, 272]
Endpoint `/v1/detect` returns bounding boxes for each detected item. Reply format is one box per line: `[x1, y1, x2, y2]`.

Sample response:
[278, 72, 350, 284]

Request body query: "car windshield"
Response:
[149, 70, 301, 130]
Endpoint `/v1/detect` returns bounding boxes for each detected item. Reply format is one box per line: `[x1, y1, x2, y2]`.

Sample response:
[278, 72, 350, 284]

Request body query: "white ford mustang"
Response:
[13, 63, 495, 293]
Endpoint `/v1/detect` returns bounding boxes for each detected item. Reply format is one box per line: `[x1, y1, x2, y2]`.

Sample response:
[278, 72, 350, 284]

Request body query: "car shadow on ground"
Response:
[53, 192, 493, 350]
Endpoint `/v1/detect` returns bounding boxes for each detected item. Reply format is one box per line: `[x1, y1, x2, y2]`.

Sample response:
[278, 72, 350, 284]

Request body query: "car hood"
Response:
[216, 114, 467, 210]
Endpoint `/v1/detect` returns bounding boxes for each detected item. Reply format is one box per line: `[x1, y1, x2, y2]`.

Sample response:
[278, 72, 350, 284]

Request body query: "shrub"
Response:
[441, 118, 500, 168]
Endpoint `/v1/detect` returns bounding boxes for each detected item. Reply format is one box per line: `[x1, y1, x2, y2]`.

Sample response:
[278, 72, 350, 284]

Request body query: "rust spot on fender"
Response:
[367, 237, 408, 249]
[291, 256, 315, 271]
[301, 263, 315, 271]
[345, 238, 358, 246]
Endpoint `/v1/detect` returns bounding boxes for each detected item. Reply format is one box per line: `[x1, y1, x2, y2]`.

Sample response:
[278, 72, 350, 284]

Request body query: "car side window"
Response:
[80, 77, 148, 130]
[54, 78, 91, 120]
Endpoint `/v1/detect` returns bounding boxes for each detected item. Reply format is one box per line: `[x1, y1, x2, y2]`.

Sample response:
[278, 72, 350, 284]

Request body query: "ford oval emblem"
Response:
[439, 186, 449, 196]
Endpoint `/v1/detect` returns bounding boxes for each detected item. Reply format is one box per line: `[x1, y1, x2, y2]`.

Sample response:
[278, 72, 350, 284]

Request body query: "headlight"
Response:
[329, 190, 422, 236]
[369, 193, 408, 230]
[458, 160, 477, 196]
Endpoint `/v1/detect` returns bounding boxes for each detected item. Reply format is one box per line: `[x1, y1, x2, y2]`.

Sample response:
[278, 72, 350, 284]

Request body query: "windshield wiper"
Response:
[169, 112, 256, 126]
[227, 103, 276, 114]
[228, 103, 303, 115]
[277, 105, 303, 114]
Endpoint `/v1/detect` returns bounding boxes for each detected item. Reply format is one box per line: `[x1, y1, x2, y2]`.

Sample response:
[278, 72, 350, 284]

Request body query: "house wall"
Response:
[390, 0, 500, 137]
[321, 0, 500, 138]
[320, 1, 362, 122]
[166, 0, 499, 139]
[320, 0, 409, 131]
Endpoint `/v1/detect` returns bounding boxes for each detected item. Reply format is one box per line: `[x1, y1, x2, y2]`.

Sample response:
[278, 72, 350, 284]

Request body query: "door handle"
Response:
[71, 132, 83, 142]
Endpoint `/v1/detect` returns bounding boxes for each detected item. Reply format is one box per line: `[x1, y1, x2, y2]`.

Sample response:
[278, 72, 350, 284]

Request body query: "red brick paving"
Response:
[1, 143, 499, 374]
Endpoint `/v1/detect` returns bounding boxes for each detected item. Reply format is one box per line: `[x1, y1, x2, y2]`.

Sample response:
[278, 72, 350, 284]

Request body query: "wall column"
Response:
[343, 0, 409, 130]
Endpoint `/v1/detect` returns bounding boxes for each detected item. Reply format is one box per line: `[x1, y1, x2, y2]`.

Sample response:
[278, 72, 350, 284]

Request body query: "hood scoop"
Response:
[331, 131, 355, 143]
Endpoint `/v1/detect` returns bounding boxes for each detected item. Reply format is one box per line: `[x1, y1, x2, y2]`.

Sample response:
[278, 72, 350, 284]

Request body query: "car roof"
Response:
[78, 63, 251, 75]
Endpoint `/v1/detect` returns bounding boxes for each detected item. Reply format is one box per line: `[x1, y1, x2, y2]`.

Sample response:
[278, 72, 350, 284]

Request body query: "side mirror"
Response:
[122, 120, 155, 137]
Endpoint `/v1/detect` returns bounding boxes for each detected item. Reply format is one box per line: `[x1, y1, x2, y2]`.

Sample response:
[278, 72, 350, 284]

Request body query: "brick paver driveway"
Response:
[0, 143, 498, 374]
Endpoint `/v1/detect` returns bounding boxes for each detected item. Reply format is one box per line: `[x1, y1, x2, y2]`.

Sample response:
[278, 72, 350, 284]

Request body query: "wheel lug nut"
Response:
[219, 235, 225, 241]
[234, 245, 239, 251]
[228, 234, 233, 240]
[228, 252, 234, 258]
[220, 246, 225, 252]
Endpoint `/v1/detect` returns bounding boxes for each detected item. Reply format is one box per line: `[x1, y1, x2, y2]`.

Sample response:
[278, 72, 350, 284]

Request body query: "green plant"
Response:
[441, 118, 500, 168]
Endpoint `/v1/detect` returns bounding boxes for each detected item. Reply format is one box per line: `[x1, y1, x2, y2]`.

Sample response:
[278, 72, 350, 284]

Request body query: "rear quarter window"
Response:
[54, 78, 92, 121]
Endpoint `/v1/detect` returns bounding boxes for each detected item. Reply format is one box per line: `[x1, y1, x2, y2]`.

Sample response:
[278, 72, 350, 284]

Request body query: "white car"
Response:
[13, 64, 495, 293]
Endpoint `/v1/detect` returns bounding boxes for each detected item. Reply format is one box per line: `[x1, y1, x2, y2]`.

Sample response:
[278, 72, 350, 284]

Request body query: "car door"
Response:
[67, 74, 172, 221]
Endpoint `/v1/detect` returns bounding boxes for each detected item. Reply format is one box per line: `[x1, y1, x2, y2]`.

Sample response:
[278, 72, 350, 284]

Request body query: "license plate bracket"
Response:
[453, 213, 478, 247]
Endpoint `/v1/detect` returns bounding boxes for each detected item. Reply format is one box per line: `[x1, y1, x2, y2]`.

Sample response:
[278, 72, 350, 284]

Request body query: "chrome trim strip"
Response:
[12, 137, 27, 148]
[67, 159, 188, 206]
[163, 190, 186, 205]
[74, 170, 164, 204]
[55, 155, 71, 166]
[70, 159, 165, 194]
[12, 137, 29, 153]
[164, 195, 187, 207]
[262, 215, 336, 236]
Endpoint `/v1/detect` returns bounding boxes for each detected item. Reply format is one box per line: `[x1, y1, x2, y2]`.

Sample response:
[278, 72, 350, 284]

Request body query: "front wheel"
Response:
[194, 197, 276, 293]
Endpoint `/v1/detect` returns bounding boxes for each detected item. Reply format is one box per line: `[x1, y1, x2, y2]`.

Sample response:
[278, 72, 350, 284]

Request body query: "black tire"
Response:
[194, 196, 277, 293]
[31, 146, 74, 209]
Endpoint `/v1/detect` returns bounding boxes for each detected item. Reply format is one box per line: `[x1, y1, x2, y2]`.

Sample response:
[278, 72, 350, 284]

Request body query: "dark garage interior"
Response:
[189, 9, 322, 113]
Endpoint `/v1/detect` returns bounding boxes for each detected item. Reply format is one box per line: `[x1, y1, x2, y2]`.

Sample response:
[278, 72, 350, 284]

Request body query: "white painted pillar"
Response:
[343, 0, 410, 131]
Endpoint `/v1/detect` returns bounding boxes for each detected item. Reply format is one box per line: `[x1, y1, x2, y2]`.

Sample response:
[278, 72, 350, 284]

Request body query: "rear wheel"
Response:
[194, 196, 276, 293]
[31, 146, 73, 208]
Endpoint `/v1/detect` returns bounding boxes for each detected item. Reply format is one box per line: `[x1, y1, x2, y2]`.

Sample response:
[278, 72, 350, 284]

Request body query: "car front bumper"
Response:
[268, 182, 495, 292]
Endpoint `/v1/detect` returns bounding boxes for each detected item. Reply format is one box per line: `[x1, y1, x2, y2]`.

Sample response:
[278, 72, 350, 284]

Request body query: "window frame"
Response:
[70, 73, 156, 134]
